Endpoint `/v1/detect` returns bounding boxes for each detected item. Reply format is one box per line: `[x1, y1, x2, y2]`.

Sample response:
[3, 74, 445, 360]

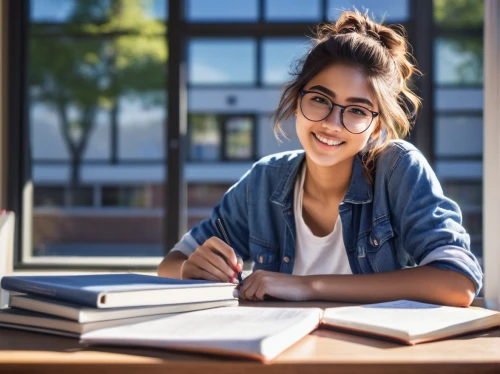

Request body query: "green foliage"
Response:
[30, 0, 167, 108]
[434, 0, 483, 85]
[434, 0, 484, 28]
[29, 0, 167, 184]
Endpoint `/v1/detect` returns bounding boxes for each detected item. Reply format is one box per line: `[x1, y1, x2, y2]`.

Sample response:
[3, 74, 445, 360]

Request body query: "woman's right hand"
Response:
[180, 236, 242, 283]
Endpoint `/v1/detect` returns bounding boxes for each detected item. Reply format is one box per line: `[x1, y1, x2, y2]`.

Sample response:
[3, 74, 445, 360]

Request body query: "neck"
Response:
[303, 156, 354, 203]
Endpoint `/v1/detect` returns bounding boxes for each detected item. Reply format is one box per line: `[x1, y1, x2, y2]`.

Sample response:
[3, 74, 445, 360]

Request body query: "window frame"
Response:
[187, 113, 257, 162]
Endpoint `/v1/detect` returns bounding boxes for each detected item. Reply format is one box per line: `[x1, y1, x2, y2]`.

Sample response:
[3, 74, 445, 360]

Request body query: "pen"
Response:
[216, 218, 244, 286]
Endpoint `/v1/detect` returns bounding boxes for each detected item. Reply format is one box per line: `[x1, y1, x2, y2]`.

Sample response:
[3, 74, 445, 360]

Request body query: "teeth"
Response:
[314, 133, 344, 146]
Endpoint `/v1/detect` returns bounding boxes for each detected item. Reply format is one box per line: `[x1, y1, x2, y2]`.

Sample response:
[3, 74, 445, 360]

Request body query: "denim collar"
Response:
[270, 151, 373, 207]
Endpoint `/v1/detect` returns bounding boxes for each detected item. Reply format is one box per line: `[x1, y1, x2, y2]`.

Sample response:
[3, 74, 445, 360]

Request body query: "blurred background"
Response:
[6, 0, 484, 273]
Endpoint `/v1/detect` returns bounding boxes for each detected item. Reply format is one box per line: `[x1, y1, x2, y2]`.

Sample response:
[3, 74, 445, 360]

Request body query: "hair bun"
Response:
[332, 10, 406, 57]
[328, 10, 413, 81]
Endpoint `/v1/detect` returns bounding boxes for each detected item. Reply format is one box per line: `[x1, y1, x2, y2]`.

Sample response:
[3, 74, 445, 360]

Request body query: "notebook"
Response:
[80, 300, 500, 362]
[1, 273, 237, 308]
[9, 294, 238, 323]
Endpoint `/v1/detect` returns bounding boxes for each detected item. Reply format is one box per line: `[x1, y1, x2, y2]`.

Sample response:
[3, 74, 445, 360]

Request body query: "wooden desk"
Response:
[0, 301, 499, 374]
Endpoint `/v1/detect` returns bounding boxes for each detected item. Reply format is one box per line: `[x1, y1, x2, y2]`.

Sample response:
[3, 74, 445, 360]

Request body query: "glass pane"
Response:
[30, 102, 70, 160]
[225, 116, 254, 160]
[434, 37, 483, 85]
[102, 185, 150, 208]
[434, 0, 484, 28]
[186, 0, 258, 22]
[189, 39, 256, 85]
[265, 0, 322, 21]
[262, 38, 312, 85]
[435, 160, 482, 179]
[434, 116, 483, 157]
[82, 113, 111, 160]
[30, 0, 166, 25]
[34, 186, 65, 207]
[189, 114, 221, 161]
[118, 93, 165, 160]
[29, 1, 168, 261]
[435, 88, 483, 111]
[69, 186, 94, 207]
[327, 0, 409, 22]
[187, 184, 231, 230]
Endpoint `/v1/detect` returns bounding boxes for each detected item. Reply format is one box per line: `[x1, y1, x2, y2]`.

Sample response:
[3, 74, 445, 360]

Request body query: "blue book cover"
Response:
[1, 274, 233, 308]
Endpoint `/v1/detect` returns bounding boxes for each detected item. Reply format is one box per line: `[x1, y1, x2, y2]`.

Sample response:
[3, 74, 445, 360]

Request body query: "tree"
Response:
[434, 0, 483, 84]
[29, 0, 167, 196]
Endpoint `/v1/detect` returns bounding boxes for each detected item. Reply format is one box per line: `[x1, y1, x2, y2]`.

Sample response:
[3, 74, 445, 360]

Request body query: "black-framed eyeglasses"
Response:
[299, 90, 379, 134]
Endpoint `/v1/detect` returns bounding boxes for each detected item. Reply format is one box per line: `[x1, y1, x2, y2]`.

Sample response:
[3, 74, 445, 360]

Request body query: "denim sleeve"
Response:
[388, 150, 483, 295]
[170, 168, 251, 261]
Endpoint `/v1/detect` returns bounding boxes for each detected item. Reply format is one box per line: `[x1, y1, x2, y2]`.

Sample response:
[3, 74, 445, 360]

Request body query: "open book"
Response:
[321, 300, 500, 345]
[81, 307, 323, 362]
[81, 301, 500, 362]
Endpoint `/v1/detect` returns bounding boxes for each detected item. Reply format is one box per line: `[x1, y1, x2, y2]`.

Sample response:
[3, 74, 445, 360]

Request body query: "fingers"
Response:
[181, 261, 220, 281]
[239, 272, 261, 300]
[189, 249, 233, 282]
[180, 236, 240, 282]
[205, 237, 239, 269]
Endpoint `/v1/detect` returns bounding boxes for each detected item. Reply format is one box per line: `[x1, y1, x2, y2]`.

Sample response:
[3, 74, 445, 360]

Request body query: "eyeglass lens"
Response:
[300, 92, 373, 134]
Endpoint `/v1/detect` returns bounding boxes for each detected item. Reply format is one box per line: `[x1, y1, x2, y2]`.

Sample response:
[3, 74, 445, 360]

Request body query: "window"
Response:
[188, 39, 257, 85]
[264, 0, 322, 22]
[224, 116, 254, 160]
[189, 114, 221, 161]
[434, 116, 483, 157]
[30, 0, 167, 23]
[432, 0, 484, 277]
[118, 94, 165, 160]
[102, 186, 152, 208]
[27, 0, 168, 263]
[434, 37, 483, 85]
[186, 0, 258, 22]
[327, 0, 410, 22]
[262, 38, 311, 85]
[188, 114, 255, 161]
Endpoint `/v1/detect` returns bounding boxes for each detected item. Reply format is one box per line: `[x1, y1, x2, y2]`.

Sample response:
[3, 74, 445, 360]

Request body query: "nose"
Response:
[322, 105, 343, 130]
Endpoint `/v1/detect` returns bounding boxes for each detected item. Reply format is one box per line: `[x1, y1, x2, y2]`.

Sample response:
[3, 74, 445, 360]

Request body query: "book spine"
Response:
[0, 278, 99, 307]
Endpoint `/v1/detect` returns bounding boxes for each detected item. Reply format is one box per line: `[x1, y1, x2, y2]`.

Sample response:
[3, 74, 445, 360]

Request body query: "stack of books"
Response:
[0, 273, 238, 338]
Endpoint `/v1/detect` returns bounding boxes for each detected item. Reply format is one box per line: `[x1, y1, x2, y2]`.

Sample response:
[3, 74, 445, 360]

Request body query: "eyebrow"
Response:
[308, 85, 374, 108]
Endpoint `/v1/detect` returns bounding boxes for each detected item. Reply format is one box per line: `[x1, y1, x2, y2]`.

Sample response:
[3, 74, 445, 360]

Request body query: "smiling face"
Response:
[295, 63, 379, 169]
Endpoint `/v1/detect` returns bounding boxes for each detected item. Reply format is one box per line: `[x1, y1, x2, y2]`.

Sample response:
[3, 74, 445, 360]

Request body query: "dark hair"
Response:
[272, 9, 422, 183]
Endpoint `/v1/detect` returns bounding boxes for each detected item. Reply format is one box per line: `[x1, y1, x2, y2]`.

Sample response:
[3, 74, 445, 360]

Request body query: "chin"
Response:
[306, 153, 344, 168]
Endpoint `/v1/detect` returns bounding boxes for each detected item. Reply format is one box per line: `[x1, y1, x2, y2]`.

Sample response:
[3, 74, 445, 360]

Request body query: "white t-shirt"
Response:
[292, 164, 352, 276]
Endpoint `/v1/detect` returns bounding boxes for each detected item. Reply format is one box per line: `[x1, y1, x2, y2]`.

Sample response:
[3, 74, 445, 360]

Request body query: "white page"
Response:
[323, 300, 500, 337]
[81, 306, 322, 360]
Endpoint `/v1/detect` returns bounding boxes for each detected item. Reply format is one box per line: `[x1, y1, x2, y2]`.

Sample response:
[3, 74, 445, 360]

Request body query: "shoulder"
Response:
[250, 150, 305, 178]
[375, 140, 430, 178]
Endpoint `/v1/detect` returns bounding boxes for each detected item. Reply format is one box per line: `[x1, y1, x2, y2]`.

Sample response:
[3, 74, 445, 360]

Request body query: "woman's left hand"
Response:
[239, 270, 311, 301]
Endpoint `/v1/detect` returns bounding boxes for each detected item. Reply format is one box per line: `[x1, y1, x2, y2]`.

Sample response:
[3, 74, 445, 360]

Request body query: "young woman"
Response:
[158, 10, 482, 307]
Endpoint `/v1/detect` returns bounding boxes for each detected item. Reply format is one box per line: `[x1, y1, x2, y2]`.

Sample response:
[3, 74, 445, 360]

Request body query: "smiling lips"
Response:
[313, 132, 345, 146]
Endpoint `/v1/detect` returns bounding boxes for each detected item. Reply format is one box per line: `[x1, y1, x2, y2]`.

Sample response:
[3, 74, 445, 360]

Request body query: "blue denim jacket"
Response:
[173, 140, 483, 295]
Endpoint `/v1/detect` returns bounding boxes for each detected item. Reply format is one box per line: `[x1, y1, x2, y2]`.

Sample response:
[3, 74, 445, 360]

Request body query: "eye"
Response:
[310, 96, 330, 106]
[348, 107, 369, 116]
